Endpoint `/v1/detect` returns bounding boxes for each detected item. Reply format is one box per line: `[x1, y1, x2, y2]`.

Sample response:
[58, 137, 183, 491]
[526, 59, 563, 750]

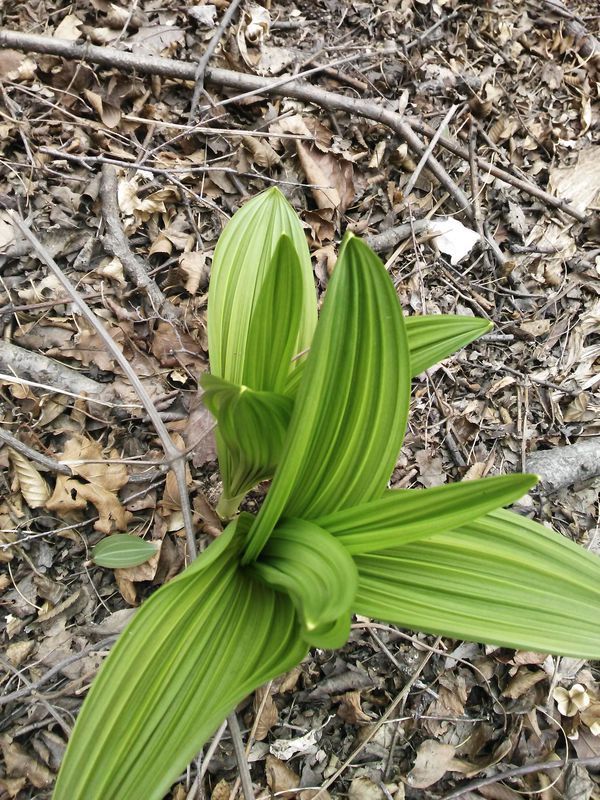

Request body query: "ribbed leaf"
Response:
[201, 375, 293, 508]
[207, 188, 316, 386]
[92, 534, 158, 568]
[251, 518, 357, 648]
[244, 235, 411, 563]
[354, 509, 600, 658]
[284, 314, 490, 397]
[404, 315, 491, 375]
[243, 234, 304, 392]
[314, 474, 537, 554]
[54, 516, 306, 800]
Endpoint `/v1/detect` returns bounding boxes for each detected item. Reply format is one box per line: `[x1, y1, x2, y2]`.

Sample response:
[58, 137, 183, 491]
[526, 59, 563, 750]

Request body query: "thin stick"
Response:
[227, 712, 255, 800]
[0, 31, 472, 219]
[404, 104, 458, 197]
[99, 164, 180, 320]
[189, 0, 244, 121]
[0, 427, 72, 475]
[8, 213, 197, 561]
[0, 637, 116, 707]
[313, 639, 440, 799]
[442, 756, 600, 799]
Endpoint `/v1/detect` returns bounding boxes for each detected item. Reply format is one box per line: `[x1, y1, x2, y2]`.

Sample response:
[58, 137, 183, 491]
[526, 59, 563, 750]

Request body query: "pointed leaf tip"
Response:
[244, 234, 411, 562]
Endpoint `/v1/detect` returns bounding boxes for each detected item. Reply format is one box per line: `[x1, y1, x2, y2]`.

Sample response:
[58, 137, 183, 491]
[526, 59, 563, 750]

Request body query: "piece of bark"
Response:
[527, 440, 600, 492]
[0, 340, 113, 402]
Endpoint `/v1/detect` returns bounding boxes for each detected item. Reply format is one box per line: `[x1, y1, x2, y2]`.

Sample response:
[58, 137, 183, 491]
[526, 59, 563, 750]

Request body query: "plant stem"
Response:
[216, 493, 244, 521]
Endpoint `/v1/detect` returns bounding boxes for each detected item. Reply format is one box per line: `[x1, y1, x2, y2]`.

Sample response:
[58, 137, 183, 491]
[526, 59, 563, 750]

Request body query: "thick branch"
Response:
[0, 29, 587, 223]
[0, 30, 468, 217]
[99, 164, 179, 321]
[527, 439, 600, 492]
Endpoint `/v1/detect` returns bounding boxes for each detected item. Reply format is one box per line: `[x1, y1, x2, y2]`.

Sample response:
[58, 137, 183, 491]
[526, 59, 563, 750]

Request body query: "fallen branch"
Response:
[0, 30, 471, 218]
[99, 164, 180, 321]
[0, 340, 113, 403]
[442, 756, 600, 800]
[1, 29, 587, 223]
[188, 0, 243, 121]
[0, 427, 72, 476]
[541, 0, 600, 61]
[364, 219, 430, 252]
[527, 439, 600, 492]
[409, 118, 587, 223]
[9, 212, 198, 561]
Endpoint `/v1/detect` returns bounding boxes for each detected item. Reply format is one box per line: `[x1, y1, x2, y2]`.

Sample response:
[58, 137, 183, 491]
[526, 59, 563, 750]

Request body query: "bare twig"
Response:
[0, 637, 116, 707]
[3, 29, 582, 221]
[0, 340, 114, 403]
[227, 712, 255, 800]
[364, 219, 430, 253]
[99, 165, 180, 321]
[442, 756, 600, 799]
[189, 0, 244, 121]
[0, 654, 72, 735]
[404, 104, 458, 197]
[409, 118, 587, 223]
[0, 427, 72, 476]
[313, 639, 440, 799]
[8, 213, 197, 561]
[0, 31, 472, 219]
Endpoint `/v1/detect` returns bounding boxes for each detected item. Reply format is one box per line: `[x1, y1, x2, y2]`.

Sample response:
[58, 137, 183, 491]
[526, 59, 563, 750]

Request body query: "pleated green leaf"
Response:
[243, 234, 304, 392]
[244, 234, 411, 563]
[284, 314, 491, 397]
[250, 518, 357, 648]
[201, 374, 293, 509]
[54, 516, 306, 800]
[207, 188, 316, 387]
[92, 534, 158, 568]
[404, 315, 491, 375]
[314, 473, 537, 554]
[354, 508, 600, 658]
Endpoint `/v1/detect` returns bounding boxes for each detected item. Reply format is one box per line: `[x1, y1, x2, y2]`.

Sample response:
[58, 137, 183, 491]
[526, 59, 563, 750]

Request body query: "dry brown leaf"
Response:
[406, 739, 457, 789]
[241, 134, 280, 168]
[179, 251, 210, 295]
[83, 89, 121, 129]
[519, 320, 552, 337]
[253, 685, 278, 740]
[114, 571, 138, 605]
[45, 435, 132, 534]
[211, 779, 232, 800]
[8, 449, 50, 508]
[265, 755, 300, 798]
[502, 668, 547, 700]
[415, 450, 446, 488]
[0, 736, 54, 788]
[348, 776, 385, 800]
[296, 142, 355, 214]
[335, 690, 373, 725]
[53, 13, 83, 41]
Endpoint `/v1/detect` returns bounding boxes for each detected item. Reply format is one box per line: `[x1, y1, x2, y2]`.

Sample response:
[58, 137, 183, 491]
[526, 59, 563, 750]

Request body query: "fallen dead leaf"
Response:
[348, 776, 385, 800]
[265, 754, 300, 798]
[8, 449, 50, 508]
[406, 739, 457, 789]
[296, 142, 355, 214]
[253, 684, 278, 740]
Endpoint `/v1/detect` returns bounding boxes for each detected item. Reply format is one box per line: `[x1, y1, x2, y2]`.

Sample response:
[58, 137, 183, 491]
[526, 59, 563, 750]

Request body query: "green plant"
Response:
[53, 191, 600, 800]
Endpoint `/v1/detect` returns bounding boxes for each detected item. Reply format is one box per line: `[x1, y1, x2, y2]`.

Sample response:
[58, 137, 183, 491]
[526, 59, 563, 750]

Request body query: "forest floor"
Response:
[0, 0, 599, 798]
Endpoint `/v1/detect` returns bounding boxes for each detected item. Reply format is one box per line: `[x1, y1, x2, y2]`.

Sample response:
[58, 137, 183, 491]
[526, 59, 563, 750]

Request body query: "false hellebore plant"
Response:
[55, 189, 600, 800]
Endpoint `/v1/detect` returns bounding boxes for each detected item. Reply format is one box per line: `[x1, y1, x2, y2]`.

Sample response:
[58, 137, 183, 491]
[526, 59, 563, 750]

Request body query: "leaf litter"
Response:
[0, 0, 599, 797]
